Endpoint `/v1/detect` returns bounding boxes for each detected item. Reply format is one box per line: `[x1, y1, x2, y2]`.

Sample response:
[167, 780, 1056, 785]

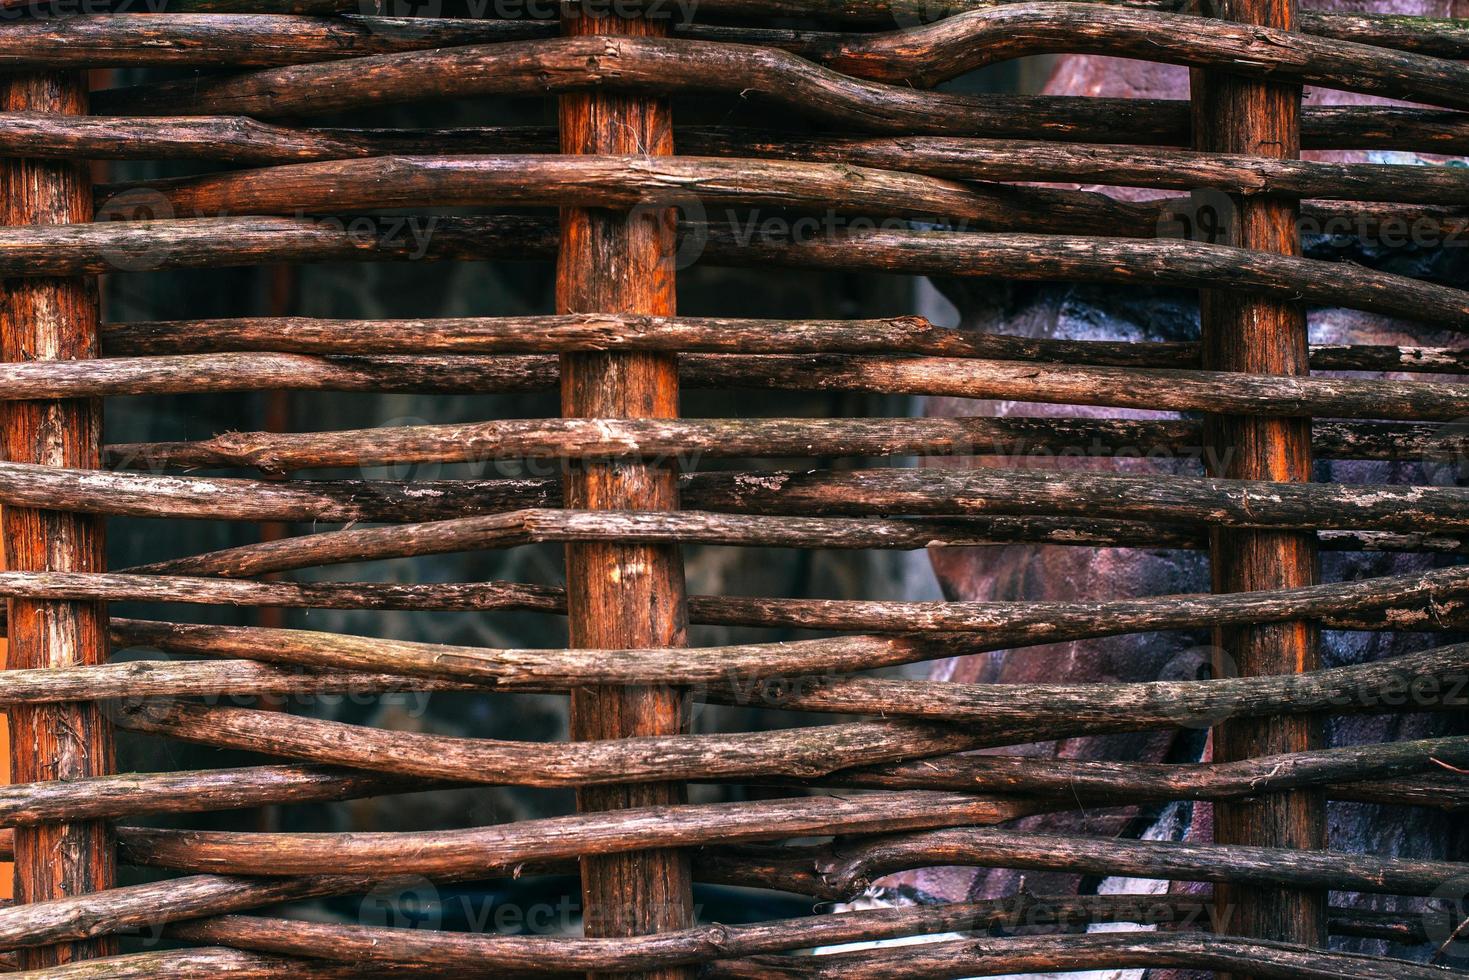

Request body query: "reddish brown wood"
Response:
[0, 70, 115, 968]
[1192, 0, 1325, 969]
[556, 3, 694, 975]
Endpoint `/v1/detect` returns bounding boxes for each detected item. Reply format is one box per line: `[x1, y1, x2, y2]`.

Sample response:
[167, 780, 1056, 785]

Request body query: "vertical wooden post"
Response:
[556, 3, 695, 977]
[0, 71, 116, 968]
[1191, 0, 1325, 972]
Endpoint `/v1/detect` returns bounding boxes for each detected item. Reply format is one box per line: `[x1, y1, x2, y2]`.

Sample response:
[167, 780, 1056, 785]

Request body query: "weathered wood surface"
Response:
[5, 562, 1469, 637]
[114, 791, 1020, 877]
[4, 462, 1467, 557]
[13, 221, 1469, 332]
[798, 2, 1469, 100]
[86, 618, 1469, 721]
[0, 69, 115, 969]
[121, 903, 1466, 976]
[0, 732, 1458, 827]
[5, 6, 1468, 91]
[1195, 0, 1325, 962]
[0, 15, 542, 68]
[88, 36, 1469, 148]
[709, 133, 1469, 203]
[90, 417, 1469, 476]
[16, 353, 1469, 423]
[116, 699, 1009, 789]
[94, 312, 1469, 374]
[556, 4, 693, 971]
[0, 765, 438, 828]
[704, 933, 1467, 980]
[14, 116, 1469, 167]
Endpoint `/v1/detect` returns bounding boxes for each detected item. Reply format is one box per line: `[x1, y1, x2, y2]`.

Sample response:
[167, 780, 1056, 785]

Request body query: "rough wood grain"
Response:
[0, 69, 115, 969]
[556, 3, 692, 970]
[1193, 1, 1324, 964]
[93, 312, 1469, 375]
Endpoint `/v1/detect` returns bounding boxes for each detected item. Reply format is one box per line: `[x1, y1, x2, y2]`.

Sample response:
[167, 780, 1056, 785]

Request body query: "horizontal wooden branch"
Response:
[0, 870, 379, 955]
[0, 731, 1459, 829]
[693, 228, 1469, 330]
[0, 460, 560, 523]
[819, 735, 1469, 804]
[157, 901, 1199, 974]
[120, 472, 1469, 578]
[9, 561, 1467, 638]
[792, 825, 1469, 900]
[103, 150, 1467, 260]
[0, 947, 387, 979]
[9, 6, 1469, 107]
[0, 764, 439, 828]
[13, 117, 1469, 175]
[89, 34, 1469, 147]
[705, 932, 1462, 980]
[680, 467, 1469, 532]
[650, 0, 1469, 62]
[96, 417, 1464, 475]
[5, 462, 1463, 556]
[0, 14, 542, 68]
[16, 220, 1468, 334]
[102, 619, 1469, 727]
[99, 154, 1154, 238]
[119, 698, 1016, 789]
[119, 509, 1206, 578]
[114, 791, 1020, 878]
[145, 896, 1451, 977]
[95, 312, 1469, 376]
[16, 355, 1467, 428]
[709, 132, 1469, 205]
[819, 4, 1469, 102]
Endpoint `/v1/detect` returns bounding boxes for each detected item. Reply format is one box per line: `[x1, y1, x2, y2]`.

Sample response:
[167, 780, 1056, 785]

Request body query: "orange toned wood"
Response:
[0, 531, 10, 903]
[1, 71, 115, 966]
[1192, 1, 1325, 974]
[556, 4, 693, 978]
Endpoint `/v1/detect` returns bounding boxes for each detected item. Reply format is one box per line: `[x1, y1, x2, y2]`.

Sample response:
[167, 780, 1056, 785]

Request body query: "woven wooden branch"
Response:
[8, 561, 1468, 636]
[87, 35, 1469, 139]
[5, 462, 1463, 557]
[21, 353, 1469, 423]
[704, 933, 1462, 980]
[97, 623, 1469, 721]
[818, 735, 1469, 802]
[15, 220, 1468, 333]
[0, 15, 543, 68]
[115, 473, 1469, 578]
[0, 731, 1460, 828]
[708, 132, 1469, 204]
[0, 765, 439, 828]
[113, 791, 1017, 878]
[95, 313, 1469, 375]
[134, 900, 1454, 976]
[119, 700, 1017, 789]
[15, 116, 1469, 169]
[8, 6, 1469, 102]
[91, 418, 1461, 476]
[797, 3, 1469, 101]
[788, 826, 1469, 899]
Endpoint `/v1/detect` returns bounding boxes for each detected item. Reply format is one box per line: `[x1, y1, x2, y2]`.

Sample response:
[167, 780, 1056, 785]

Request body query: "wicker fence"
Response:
[0, 0, 1468, 976]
